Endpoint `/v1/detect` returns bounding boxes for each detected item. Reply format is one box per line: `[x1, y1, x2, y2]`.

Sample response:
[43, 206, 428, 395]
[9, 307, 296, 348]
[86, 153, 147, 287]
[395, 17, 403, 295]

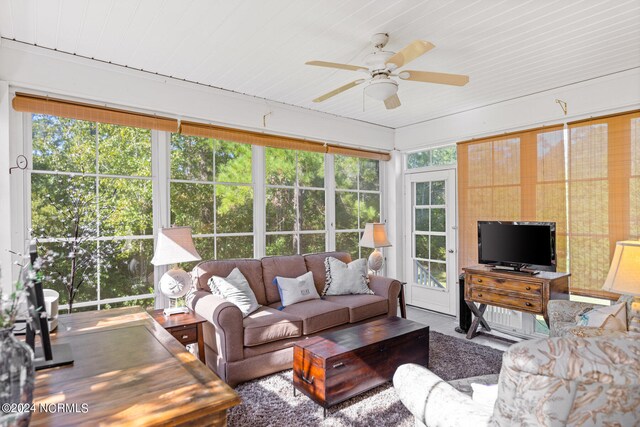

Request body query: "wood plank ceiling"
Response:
[1, 0, 639, 129]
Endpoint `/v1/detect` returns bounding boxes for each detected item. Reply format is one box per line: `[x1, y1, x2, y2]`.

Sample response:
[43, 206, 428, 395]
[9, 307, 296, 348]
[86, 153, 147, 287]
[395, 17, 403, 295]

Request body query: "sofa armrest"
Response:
[393, 363, 492, 427]
[368, 275, 401, 317]
[187, 290, 244, 362]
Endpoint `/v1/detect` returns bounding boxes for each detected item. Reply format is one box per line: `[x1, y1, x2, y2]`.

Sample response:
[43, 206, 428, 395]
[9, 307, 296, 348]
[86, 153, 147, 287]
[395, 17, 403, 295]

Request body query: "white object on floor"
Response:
[471, 383, 499, 409]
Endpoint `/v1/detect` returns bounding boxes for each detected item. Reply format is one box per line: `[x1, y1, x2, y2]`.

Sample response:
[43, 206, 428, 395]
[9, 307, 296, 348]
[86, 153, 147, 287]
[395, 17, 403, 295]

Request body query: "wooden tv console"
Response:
[463, 265, 570, 339]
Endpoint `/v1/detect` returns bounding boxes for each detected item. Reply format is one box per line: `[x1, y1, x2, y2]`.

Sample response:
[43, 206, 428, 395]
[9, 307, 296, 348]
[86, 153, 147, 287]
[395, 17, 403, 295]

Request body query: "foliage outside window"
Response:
[407, 146, 456, 169]
[334, 156, 381, 260]
[170, 134, 253, 267]
[265, 148, 326, 255]
[31, 114, 155, 311]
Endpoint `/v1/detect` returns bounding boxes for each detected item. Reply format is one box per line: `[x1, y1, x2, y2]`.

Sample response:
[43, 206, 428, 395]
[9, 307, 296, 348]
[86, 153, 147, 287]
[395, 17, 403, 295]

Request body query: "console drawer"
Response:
[469, 287, 542, 314]
[469, 274, 542, 295]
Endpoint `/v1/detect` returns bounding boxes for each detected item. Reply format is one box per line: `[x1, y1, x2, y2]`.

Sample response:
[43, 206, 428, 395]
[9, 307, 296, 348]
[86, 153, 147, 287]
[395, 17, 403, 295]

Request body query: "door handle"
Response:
[448, 249, 454, 253]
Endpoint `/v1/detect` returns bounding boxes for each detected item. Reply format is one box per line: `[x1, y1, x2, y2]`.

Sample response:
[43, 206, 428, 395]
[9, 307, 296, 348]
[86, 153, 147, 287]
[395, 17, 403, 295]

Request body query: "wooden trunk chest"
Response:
[293, 316, 429, 409]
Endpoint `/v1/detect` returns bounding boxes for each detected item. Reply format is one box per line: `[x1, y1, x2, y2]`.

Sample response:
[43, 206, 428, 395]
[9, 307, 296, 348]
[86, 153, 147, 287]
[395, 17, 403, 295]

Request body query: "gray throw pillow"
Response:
[208, 268, 261, 317]
[274, 271, 320, 307]
[322, 257, 373, 296]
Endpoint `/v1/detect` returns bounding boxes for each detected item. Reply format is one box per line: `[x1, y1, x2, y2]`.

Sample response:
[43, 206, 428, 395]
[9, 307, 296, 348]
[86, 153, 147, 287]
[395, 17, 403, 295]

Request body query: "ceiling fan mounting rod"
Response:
[371, 33, 389, 49]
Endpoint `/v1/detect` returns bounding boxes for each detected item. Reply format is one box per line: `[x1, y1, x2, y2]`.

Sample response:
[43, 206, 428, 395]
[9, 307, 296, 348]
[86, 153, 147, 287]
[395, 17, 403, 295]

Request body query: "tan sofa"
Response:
[186, 251, 402, 387]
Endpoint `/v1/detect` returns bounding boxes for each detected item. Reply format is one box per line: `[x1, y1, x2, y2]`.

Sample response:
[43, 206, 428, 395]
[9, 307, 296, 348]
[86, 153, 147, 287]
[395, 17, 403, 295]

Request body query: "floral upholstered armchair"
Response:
[393, 335, 640, 427]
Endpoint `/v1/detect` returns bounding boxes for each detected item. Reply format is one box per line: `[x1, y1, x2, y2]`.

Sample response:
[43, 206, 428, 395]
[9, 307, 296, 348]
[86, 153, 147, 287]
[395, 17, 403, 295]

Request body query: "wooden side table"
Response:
[150, 309, 207, 363]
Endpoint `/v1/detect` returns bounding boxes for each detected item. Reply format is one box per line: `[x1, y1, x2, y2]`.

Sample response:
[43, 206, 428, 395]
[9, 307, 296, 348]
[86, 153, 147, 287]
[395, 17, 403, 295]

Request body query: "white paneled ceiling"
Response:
[1, 0, 639, 129]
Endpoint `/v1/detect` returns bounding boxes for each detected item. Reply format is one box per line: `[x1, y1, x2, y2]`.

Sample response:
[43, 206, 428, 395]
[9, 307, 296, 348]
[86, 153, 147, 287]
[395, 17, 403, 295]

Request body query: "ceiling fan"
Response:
[306, 33, 469, 110]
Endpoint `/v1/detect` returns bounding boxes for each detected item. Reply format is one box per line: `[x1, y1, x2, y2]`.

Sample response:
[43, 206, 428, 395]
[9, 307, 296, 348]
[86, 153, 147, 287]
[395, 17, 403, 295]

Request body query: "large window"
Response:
[170, 134, 253, 264]
[265, 148, 326, 255]
[26, 110, 385, 311]
[334, 156, 381, 260]
[31, 114, 154, 311]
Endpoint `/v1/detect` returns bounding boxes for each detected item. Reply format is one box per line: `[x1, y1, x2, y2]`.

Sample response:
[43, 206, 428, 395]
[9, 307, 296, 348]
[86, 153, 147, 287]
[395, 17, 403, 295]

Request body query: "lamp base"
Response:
[163, 306, 190, 316]
[368, 248, 384, 274]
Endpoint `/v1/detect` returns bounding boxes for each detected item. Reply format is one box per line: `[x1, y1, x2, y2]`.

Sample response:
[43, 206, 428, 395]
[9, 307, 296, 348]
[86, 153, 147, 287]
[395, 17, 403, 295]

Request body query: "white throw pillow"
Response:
[471, 383, 499, 410]
[322, 257, 373, 296]
[576, 302, 627, 332]
[274, 271, 320, 307]
[208, 268, 261, 317]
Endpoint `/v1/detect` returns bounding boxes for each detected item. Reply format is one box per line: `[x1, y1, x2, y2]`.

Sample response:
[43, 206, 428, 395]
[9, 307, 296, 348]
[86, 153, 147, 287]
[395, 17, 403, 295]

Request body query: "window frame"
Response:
[334, 155, 383, 260]
[26, 114, 157, 312]
[264, 148, 328, 256]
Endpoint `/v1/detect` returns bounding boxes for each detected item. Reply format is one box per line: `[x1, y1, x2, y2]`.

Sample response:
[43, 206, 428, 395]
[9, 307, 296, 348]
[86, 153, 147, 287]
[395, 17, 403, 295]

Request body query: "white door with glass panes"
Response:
[404, 170, 457, 315]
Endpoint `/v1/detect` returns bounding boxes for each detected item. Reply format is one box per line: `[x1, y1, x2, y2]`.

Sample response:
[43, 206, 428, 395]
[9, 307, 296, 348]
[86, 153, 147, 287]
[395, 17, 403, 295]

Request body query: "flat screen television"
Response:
[478, 221, 556, 272]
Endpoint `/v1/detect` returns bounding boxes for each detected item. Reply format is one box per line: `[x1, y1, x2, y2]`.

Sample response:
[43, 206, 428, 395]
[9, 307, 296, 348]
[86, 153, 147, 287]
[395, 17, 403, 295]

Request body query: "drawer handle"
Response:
[525, 302, 532, 307]
[301, 374, 315, 385]
[477, 279, 483, 283]
[477, 293, 482, 297]
[182, 334, 189, 339]
[525, 286, 531, 290]
[332, 362, 345, 369]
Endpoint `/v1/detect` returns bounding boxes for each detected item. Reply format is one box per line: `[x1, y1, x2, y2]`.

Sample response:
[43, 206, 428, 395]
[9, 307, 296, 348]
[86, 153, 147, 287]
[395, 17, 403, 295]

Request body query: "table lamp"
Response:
[151, 226, 201, 315]
[601, 240, 640, 331]
[359, 223, 392, 274]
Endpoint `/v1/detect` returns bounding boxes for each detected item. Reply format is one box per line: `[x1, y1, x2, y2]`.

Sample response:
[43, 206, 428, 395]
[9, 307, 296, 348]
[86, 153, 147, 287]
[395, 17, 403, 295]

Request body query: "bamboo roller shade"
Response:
[12, 92, 179, 132]
[180, 121, 391, 161]
[456, 110, 640, 300]
[12, 93, 390, 161]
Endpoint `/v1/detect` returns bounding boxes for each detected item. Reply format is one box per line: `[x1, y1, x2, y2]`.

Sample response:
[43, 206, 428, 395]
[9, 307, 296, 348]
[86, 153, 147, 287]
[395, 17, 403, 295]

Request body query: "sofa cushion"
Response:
[274, 271, 320, 307]
[208, 267, 261, 317]
[261, 255, 308, 304]
[323, 294, 388, 323]
[243, 306, 303, 347]
[304, 251, 352, 295]
[269, 299, 349, 334]
[323, 257, 372, 296]
[193, 259, 267, 305]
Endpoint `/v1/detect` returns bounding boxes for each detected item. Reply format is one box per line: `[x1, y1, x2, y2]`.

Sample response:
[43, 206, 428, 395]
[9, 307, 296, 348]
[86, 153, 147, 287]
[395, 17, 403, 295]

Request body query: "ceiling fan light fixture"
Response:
[364, 79, 398, 101]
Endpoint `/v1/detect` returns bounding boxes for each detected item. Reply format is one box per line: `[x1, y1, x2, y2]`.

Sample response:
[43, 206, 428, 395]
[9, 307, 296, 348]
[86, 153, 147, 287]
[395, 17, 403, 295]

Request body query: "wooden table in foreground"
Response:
[31, 307, 240, 426]
[293, 316, 429, 416]
[463, 265, 570, 339]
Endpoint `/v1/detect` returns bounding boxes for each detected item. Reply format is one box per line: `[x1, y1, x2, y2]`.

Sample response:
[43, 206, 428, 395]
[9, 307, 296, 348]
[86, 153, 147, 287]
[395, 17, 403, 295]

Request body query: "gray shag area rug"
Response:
[228, 331, 506, 427]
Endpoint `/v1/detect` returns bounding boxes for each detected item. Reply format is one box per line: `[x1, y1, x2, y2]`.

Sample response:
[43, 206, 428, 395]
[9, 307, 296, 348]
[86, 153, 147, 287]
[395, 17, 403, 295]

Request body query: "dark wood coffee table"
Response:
[293, 316, 429, 416]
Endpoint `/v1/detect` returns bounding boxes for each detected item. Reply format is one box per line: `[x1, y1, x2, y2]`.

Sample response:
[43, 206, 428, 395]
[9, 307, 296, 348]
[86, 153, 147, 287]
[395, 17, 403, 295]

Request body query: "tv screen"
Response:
[478, 221, 556, 270]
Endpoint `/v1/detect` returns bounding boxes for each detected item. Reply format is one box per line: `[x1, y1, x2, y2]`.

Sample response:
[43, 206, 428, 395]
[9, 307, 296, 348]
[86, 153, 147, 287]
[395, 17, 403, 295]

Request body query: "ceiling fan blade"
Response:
[386, 40, 435, 69]
[313, 79, 365, 102]
[384, 94, 401, 110]
[306, 61, 367, 72]
[398, 70, 469, 86]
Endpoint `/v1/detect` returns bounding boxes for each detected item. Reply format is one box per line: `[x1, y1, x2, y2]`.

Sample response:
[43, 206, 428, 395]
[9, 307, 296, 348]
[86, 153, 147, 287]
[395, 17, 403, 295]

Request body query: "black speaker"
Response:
[455, 273, 472, 334]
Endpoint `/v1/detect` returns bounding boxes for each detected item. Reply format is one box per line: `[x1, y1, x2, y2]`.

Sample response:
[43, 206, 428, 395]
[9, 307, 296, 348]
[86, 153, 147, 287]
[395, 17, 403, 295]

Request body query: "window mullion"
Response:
[95, 122, 101, 309]
[253, 145, 266, 258]
[326, 153, 335, 251]
[152, 130, 170, 309]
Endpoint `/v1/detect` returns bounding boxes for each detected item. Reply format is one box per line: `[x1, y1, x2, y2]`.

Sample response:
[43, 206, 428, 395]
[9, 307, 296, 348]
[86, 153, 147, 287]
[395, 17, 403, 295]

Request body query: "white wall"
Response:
[395, 68, 640, 151]
[0, 40, 394, 151]
[0, 82, 11, 293]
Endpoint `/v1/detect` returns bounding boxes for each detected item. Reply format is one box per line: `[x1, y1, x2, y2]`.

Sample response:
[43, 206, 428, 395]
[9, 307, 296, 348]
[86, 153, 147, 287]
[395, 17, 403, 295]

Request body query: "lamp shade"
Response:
[601, 240, 640, 296]
[151, 226, 201, 266]
[359, 223, 392, 249]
